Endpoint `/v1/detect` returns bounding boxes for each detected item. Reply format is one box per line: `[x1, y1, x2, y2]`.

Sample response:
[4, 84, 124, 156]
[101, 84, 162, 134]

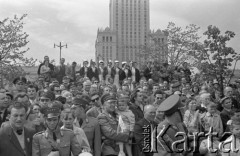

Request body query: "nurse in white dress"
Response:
[105, 60, 112, 84]
[98, 60, 104, 84]
[113, 60, 120, 89]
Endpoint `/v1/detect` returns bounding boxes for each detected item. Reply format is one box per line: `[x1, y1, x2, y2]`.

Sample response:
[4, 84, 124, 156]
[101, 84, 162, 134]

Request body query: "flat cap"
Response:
[157, 94, 184, 116]
[101, 93, 117, 104]
[13, 76, 27, 84]
[99, 60, 104, 63]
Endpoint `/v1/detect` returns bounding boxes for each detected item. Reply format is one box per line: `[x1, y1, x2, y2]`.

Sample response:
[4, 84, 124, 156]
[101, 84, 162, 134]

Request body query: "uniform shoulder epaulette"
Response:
[33, 131, 45, 136]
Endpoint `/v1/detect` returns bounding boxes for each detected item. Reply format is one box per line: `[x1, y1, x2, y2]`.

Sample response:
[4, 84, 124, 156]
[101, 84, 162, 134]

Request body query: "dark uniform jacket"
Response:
[154, 119, 189, 156]
[98, 111, 129, 156]
[0, 122, 35, 156]
[133, 118, 158, 156]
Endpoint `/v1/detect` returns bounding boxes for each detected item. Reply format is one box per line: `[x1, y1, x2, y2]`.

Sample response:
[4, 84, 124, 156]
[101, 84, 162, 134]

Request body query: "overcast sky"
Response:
[0, 0, 239, 67]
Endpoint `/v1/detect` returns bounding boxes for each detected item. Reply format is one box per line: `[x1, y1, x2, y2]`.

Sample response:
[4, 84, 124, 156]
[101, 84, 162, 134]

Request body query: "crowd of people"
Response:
[0, 55, 240, 156]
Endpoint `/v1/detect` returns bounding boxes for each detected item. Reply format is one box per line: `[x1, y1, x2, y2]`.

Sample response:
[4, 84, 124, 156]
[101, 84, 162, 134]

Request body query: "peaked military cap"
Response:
[157, 94, 184, 116]
[101, 93, 117, 104]
[13, 76, 27, 84]
[41, 101, 62, 118]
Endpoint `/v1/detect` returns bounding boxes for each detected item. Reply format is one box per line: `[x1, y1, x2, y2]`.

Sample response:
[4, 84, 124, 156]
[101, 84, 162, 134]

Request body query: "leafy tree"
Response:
[0, 14, 37, 87]
[198, 25, 240, 94]
[138, 22, 202, 68]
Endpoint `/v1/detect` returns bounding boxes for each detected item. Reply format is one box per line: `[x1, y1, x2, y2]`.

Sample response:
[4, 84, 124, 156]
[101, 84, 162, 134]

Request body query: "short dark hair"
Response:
[130, 89, 140, 103]
[61, 108, 75, 120]
[14, 93, 29, 101]
[9, 101, 28, 113]
[154, 90, 166, 97]
[28, 84, 38, 92]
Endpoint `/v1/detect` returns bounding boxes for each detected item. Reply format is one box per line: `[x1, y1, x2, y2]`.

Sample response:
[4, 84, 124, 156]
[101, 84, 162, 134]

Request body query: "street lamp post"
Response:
[54, 42, 67, 62]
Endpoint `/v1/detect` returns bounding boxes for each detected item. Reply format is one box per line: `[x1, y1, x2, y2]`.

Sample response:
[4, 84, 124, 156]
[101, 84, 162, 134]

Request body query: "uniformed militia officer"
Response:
[32, 101, 82, 156]
[98, 93, 132, 156]
[154, 95, 188, 156]
[12, 76, 27, 97]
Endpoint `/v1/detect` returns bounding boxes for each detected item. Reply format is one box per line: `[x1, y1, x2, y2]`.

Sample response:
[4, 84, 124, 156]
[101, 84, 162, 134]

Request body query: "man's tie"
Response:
[16, 129, 23, 135]
[79, 119, 83, 127]
[53, 132, 57, 141]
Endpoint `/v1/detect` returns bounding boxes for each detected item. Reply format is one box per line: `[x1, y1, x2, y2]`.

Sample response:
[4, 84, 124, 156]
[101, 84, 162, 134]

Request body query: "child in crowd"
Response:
[183, 99, 199, 134]
[116, 95, 135, 156]
[200, 102, 223, 137]
[199, 133, 221, 156]
[221, 116, 240, 156]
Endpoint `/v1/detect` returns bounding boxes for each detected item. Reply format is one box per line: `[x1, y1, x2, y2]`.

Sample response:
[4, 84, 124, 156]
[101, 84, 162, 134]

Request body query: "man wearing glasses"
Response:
[86, 93, 102, 118]
[39, 91, 55, 107]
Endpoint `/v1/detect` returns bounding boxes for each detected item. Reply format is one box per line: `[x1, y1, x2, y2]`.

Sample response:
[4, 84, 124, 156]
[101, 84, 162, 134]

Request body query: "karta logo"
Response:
[142, 124, 239, 154]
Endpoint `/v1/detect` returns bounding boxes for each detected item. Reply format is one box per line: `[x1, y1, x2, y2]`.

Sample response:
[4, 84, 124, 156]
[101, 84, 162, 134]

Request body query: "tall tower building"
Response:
[96, 0, 150, 64]
[110, 0, 150, 62]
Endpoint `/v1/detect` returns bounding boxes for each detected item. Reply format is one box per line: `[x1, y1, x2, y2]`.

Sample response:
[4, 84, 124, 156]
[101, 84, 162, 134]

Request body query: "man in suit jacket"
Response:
[0, 92, 10, 127]
[66, 61, 77, 82]
[0, 101, 35, 156]
[143, 61, 152, 81]
[78, 60, 90, 78]
[88, 61, 99, 81]
[134, 105, 158, 156]
[130, 61, 141, 83]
